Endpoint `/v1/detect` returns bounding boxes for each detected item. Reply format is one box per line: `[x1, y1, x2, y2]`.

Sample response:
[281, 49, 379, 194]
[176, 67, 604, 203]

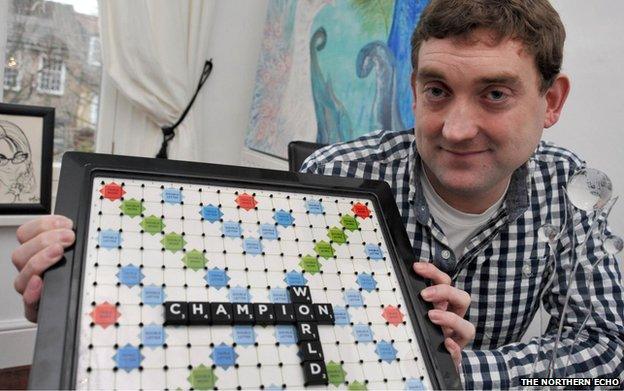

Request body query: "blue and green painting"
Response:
[246, 0, 429, 158]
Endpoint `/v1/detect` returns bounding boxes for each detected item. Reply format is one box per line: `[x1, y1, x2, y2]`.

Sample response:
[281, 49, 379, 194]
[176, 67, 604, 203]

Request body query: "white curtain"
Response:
[98, 0, 215, 160]
[0, 0, 9, 103]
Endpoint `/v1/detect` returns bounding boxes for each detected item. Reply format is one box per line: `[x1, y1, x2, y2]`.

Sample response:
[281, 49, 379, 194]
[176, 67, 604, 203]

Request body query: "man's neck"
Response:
[422, 164, 510, 214]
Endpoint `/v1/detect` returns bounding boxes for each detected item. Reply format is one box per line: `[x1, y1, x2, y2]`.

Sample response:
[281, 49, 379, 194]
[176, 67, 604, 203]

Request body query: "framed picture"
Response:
[246, 0, 429, 157]
[0, 102, 54, 214]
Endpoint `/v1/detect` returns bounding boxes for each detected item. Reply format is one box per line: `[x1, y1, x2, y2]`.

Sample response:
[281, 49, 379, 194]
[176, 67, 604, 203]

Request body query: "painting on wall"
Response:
[0, 103, 54, 214]
[246, 0, 429, 159]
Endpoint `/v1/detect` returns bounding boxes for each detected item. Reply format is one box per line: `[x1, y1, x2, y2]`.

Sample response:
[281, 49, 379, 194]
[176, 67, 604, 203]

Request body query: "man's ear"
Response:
[543, 74, 571, 128]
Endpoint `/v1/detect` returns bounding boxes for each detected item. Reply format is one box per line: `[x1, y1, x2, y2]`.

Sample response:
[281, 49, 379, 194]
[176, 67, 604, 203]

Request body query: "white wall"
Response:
[0, 226, 37, 368]
[199, 0, 272, 166]
[547, 1, 624, 237]
[1, 0, 623, 368]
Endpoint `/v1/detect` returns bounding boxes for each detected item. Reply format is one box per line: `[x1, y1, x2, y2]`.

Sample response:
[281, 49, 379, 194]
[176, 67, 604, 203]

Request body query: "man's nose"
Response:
[441, 100, 479, 143]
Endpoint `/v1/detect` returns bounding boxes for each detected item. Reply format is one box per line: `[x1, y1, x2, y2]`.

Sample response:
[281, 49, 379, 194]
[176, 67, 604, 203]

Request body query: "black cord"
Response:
[156, 59, 213, 159]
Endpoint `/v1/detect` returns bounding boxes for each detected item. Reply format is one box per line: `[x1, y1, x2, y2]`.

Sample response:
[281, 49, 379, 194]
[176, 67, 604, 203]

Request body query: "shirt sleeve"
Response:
[460, 215, 624, 389]
[299, 152, 321, 174]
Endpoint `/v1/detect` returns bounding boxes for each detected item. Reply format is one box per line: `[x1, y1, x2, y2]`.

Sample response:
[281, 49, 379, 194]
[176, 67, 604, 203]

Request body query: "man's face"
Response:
[412, 29, 549, 205]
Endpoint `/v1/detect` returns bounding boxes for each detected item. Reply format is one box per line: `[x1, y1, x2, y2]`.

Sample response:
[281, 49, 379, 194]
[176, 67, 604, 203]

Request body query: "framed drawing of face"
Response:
[0, 103, 54, 214]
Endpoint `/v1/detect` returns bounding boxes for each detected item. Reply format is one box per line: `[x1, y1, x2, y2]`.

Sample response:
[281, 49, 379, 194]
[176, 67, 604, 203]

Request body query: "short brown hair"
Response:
[411, 0, 565, 93]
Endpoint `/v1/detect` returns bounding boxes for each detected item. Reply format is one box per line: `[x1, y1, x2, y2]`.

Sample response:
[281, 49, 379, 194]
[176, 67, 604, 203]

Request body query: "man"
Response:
[299, 0, 624, 388]
[10, 0, 624, 389]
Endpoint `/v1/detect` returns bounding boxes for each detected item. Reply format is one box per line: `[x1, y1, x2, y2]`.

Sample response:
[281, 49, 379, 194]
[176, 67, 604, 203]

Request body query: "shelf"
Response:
[0, 215, 44, 227]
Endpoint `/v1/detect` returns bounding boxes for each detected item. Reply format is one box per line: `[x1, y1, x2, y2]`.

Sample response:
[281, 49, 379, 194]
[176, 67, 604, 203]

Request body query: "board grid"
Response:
[75, 177, 432, 390]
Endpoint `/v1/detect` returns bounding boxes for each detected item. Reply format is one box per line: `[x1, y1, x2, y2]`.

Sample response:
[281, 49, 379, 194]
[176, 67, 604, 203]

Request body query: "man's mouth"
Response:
[442, 148, 489, 156]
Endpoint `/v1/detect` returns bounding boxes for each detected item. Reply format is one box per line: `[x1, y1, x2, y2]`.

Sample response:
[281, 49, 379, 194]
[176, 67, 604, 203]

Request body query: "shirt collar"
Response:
[408, 143, 431, 225]
[408, 140, 530, 225]
[505, 161, 531, 222]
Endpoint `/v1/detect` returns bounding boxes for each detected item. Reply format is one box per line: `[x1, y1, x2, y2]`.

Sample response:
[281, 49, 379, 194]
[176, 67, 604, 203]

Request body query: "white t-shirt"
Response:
[420, 169, 508, 258]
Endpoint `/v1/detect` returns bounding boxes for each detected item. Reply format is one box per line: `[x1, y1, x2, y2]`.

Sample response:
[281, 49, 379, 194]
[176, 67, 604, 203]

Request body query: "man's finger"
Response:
[421, 284, 471, 317]
[413, 262, 452, 285]
[442, 326, 454, 338]
[14, 244, 64, 295]
[23, 275, 43, 323]
[16, 215, 72, 245]
[428, 309, 475, 347]
[11, 228, 75, 271]
[433, 301, 449, 312]
[444, 337, 462, 371]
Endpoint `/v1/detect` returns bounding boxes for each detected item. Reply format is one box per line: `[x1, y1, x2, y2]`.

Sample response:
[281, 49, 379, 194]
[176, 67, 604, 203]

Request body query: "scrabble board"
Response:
[29, 152, 460, 390]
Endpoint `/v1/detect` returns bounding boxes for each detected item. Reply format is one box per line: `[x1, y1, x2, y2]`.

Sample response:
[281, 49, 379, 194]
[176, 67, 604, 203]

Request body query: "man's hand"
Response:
[413, 261, 475, 371]
[11, 215, 75, 323]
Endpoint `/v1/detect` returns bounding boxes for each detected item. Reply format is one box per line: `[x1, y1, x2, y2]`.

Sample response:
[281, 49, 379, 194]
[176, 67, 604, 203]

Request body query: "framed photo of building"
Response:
[0, 103, 54, 214]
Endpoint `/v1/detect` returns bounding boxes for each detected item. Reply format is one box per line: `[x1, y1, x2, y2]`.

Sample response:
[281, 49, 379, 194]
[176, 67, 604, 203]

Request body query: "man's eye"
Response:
[486, 90, 507, 101]
[425, 87, 448, 99]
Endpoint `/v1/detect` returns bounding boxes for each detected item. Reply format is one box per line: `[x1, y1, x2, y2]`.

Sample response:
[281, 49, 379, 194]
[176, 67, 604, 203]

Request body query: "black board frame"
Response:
[29, 151, 461, 390]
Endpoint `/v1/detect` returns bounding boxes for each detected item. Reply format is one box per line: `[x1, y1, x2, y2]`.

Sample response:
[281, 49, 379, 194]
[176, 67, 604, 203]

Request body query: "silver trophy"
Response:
[531, 167, 622, 380]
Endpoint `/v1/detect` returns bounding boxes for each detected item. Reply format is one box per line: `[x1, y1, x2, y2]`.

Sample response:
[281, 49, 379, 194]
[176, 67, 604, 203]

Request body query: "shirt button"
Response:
[441, 249, 451, 260]
[522, 264, 532, 277]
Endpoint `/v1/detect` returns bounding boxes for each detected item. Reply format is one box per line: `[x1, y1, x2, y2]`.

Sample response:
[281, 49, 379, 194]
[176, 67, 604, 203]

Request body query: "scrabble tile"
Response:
[232, 303, 254, 325]
[294, 304, 315, 322]
[187, 302, 211, 325]
[253, 303, 275, 325]
[210, 302, 233, 325]
[298, 340, 324, 362]
[302, 361, 328, 386]
[288, 285, 312, 303]
[274, 303, 296, 324]
[296, 322, 319, 342]
[313, 303, 335, 324]
[163, 301, 188, 326]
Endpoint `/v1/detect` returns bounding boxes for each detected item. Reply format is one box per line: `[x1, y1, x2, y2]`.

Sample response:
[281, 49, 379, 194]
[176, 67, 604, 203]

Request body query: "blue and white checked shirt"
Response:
[300, 129, 624, 389]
